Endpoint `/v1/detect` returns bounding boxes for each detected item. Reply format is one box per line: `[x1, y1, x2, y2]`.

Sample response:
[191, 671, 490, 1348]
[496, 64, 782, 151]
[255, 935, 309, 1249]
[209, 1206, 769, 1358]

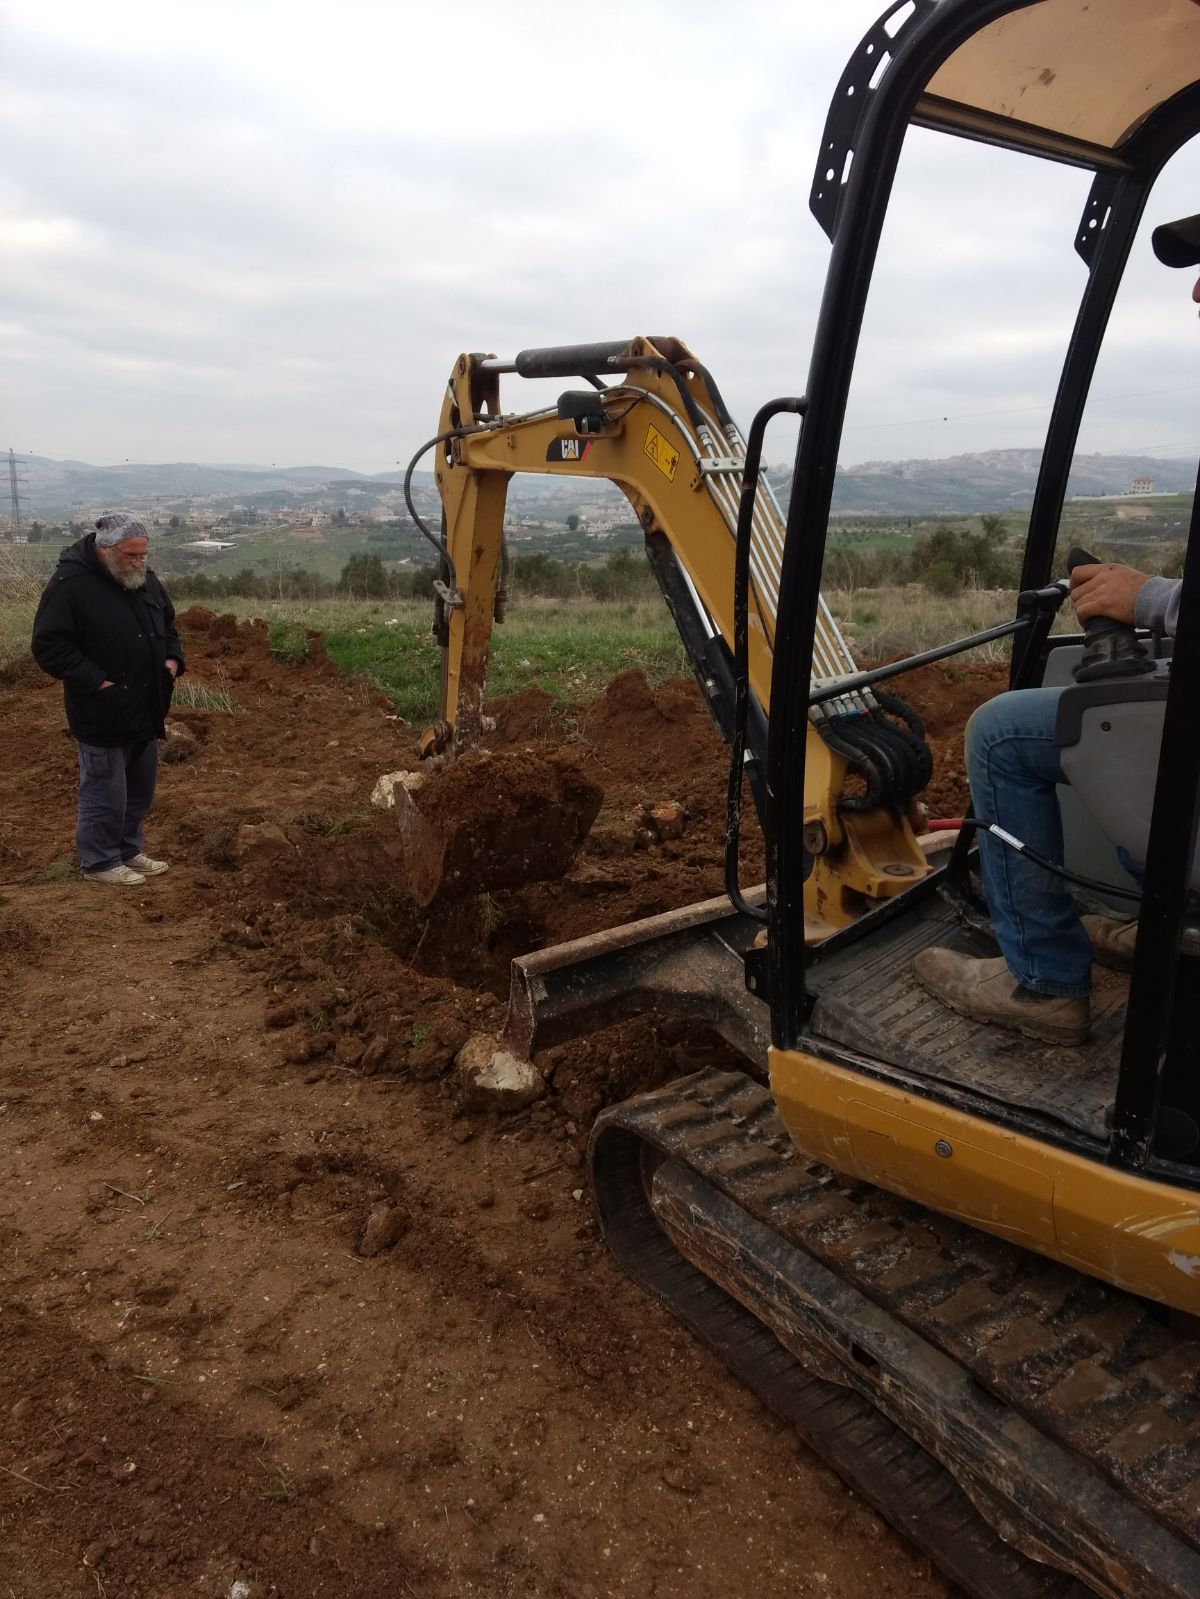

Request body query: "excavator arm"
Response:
[424, 336, 933, 936]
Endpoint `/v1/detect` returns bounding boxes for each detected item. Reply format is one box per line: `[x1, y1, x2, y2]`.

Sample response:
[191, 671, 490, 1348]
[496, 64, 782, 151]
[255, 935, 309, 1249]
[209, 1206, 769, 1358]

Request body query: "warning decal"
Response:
[643, 425, 679, 483]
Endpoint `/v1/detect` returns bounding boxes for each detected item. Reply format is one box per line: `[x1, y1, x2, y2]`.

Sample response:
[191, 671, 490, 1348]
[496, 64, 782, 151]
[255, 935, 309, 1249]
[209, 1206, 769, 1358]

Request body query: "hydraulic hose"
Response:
[958, 817, 1142, 903]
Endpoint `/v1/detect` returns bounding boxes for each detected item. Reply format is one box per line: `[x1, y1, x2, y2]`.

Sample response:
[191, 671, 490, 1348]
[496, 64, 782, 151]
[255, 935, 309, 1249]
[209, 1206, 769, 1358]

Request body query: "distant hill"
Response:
[819, 449, 1196, 516]
[14, 448, 1195, 522]
[15, 455, 372, 515]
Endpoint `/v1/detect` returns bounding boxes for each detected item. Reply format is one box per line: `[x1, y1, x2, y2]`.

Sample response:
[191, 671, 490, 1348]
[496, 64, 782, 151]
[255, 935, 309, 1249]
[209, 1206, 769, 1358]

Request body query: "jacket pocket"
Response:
[73, 683, 129, 741]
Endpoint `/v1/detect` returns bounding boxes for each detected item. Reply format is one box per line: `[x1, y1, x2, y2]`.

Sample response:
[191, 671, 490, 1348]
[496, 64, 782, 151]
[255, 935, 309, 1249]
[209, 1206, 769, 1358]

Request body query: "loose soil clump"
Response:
[0, 610, 997, 1598]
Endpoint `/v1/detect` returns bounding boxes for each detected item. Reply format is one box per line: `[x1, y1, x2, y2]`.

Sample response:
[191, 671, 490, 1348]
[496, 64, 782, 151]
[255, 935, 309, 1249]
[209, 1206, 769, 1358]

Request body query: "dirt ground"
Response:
[0, 613, 1000, 1599]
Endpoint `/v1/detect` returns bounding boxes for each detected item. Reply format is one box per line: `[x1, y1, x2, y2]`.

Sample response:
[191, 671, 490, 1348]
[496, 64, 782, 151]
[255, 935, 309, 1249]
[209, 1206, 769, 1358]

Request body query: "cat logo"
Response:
[546, 437, 591, 464]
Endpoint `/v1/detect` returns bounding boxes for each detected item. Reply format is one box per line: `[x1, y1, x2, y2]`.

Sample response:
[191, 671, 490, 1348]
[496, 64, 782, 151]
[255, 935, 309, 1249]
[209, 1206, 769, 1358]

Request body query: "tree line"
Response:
[828, 517, 1184, 593]
[167, 548, 661, 604]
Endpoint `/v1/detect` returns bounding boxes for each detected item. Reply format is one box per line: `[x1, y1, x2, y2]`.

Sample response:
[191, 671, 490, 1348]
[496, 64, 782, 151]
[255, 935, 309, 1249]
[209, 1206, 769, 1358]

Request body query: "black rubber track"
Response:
[591, 1118, 1094, 1599]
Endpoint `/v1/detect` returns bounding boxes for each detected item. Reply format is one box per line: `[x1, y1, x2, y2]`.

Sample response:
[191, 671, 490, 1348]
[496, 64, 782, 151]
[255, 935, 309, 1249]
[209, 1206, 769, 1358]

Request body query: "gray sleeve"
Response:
[1133, 576, 1181, 638]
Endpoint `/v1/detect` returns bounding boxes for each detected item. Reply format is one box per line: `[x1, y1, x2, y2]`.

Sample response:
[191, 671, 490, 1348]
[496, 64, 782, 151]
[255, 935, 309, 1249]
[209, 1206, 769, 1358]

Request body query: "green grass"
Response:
[173, 593, 680, 722]
[1, 581, 1047, 722]
[267, 619, 311, 663]
[35, 856, 78, 883]
[241, 596, 690, 724]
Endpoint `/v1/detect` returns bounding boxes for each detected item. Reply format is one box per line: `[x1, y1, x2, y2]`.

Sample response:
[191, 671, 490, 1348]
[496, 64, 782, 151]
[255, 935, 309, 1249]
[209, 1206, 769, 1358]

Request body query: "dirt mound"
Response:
[487, 685, 557, 744]
[176, 605, 355, 694]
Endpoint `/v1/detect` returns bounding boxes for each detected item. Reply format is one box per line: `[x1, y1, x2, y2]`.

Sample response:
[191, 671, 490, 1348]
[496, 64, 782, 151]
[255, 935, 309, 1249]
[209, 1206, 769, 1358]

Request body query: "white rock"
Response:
[370, 769, 426, 810]
[455, 1033, 545, 1114]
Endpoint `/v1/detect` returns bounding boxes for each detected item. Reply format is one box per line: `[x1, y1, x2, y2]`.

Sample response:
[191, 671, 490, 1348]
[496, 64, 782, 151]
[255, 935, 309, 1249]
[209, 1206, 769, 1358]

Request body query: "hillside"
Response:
[15, 447, 1196, 523]
[825, 449, 1196, 515]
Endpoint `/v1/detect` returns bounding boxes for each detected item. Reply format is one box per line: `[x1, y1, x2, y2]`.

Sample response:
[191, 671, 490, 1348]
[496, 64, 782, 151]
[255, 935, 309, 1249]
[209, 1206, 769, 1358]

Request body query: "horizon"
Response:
[12, 441, 1199, 477]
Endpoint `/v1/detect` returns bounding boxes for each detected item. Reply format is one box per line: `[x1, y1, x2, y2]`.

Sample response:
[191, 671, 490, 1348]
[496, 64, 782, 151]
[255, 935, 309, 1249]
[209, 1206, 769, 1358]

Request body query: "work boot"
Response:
[1081, 913, 1137, 971]
[125, 852, 169, 876]
[912, 948, 1090, 1046]
[83, 863, 146, 886]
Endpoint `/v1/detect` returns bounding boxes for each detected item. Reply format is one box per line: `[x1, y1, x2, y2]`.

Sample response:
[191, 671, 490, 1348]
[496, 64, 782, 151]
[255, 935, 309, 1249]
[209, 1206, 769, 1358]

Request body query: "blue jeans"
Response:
[76, 739, 159, 873]
[964, 688, 1093, 998]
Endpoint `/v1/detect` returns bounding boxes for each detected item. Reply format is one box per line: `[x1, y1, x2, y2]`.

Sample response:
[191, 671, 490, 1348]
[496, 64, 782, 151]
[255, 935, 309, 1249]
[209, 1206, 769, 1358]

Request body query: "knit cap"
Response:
[94, 512, 149, 547]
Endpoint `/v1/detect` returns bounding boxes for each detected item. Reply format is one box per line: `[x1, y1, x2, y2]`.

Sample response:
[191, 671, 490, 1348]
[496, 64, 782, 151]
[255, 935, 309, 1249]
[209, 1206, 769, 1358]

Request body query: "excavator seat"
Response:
[1053, 663, 1200, 890]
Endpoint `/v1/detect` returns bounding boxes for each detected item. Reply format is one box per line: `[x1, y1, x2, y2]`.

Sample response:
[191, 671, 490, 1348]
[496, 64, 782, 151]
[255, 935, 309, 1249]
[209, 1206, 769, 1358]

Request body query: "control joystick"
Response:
[1067, 546, 1155, 683]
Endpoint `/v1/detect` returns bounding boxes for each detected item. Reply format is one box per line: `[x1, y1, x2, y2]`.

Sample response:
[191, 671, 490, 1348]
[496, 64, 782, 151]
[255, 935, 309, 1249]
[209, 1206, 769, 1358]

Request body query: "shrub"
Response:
[923, 560, 959, 596]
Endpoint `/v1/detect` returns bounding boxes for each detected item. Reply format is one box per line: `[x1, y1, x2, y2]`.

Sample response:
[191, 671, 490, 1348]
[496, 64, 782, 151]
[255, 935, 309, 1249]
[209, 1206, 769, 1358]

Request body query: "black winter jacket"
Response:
[31, 536, 186, 746]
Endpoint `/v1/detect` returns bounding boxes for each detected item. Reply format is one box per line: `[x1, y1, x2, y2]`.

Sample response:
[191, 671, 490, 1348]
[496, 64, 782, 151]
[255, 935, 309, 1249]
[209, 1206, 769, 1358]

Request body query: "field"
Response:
[0, 585, 1019, 719]
[0, 578, 1013, 1598]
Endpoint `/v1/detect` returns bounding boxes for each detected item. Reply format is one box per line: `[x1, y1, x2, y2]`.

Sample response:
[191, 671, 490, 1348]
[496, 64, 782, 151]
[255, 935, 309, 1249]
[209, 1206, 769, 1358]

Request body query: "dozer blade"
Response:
[498, 887, 770, 1069]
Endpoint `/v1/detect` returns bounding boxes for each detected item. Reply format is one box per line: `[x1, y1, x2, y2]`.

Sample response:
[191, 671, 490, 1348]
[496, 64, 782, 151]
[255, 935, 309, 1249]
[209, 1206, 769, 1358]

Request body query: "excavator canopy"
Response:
[921, 0, 1200, 156]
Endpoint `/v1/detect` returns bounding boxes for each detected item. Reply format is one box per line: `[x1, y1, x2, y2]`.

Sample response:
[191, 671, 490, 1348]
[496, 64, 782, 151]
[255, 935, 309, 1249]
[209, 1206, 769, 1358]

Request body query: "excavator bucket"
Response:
[390, 746, 602, 907]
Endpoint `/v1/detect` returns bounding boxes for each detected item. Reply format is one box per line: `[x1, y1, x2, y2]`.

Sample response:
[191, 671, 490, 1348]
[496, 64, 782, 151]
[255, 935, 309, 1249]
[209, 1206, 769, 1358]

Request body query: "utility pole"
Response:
[8, 449, 24, 540]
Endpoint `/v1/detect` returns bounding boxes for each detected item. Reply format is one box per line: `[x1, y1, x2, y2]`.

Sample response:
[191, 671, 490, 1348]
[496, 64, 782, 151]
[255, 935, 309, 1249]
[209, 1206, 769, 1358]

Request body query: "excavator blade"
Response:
[497, 887, 770, 1068]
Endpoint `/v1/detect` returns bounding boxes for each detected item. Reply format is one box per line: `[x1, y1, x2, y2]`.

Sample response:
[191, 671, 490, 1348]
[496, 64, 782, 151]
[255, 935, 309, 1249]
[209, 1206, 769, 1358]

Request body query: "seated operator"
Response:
[913, 211, 1200, 1047]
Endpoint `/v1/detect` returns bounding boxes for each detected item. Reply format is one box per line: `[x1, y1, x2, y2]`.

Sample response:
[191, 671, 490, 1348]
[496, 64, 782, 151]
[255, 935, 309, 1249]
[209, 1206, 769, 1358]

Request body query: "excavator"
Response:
[402, 3, 1200, 1595]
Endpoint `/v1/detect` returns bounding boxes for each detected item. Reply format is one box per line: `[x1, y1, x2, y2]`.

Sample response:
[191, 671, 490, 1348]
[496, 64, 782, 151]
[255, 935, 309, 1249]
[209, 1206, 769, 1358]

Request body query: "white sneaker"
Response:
[125, 852, 169, 876]
[84, 863, 146, 886]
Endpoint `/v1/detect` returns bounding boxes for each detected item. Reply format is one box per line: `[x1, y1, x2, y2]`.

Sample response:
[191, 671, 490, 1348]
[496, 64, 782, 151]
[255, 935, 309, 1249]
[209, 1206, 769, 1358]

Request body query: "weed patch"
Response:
[268, 621, 311, 664]
[173, 678, 237, 714]
[35, 856, 77, 883]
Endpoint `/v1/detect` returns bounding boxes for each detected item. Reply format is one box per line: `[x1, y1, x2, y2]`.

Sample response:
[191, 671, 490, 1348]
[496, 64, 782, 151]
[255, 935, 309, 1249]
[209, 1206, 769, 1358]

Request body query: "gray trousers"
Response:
[76, 739, 160, 873]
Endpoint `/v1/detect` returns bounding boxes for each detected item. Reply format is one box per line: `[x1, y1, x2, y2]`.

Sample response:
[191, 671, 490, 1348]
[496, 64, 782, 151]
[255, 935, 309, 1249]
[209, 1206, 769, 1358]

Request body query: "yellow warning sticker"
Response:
[643, 425, 679, 483]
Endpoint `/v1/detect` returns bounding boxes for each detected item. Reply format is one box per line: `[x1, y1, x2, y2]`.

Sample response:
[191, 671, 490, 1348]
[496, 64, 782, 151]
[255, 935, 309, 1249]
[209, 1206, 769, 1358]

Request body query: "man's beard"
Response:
[112, 566, 147, 590]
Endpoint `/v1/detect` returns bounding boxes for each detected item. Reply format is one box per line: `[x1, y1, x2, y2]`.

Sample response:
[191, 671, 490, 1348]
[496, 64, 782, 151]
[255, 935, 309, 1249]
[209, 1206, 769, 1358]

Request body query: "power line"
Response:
[8, 449, 25, 540]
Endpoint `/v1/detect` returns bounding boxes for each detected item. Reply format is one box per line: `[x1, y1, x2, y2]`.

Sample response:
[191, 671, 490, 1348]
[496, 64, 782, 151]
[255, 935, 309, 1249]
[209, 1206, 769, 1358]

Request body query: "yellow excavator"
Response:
[402, 4, 1200, 1595]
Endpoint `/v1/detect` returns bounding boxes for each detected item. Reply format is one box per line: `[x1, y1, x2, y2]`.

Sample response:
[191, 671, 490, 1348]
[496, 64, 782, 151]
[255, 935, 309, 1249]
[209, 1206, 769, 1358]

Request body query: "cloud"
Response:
[2, 0, 1197, 472]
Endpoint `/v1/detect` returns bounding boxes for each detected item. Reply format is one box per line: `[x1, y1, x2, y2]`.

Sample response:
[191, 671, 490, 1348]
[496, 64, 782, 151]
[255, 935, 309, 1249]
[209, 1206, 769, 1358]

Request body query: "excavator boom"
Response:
[426, 336, 933, 934]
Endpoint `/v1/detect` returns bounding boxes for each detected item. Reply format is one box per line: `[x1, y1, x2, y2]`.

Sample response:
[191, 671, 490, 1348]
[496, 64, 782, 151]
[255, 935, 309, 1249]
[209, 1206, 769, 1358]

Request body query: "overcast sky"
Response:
[4, 0, 1198, 474]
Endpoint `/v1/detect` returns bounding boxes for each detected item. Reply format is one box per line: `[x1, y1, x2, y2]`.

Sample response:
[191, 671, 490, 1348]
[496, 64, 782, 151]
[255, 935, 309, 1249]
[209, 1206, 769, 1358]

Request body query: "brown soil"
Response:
[0, 611, 998, 1599]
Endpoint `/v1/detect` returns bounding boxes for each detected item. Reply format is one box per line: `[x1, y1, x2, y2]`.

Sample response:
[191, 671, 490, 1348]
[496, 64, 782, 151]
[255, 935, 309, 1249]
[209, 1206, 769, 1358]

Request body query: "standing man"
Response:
[32, 512, 185, 885]
[912, 211, 1200, 1043]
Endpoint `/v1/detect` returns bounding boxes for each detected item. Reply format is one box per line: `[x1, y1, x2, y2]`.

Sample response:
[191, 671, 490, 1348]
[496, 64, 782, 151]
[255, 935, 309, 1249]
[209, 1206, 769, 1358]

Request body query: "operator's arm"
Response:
[1133, 575, 1181, 637]
[30, 580, 107, 690]
[1070, 561, 1181, 636]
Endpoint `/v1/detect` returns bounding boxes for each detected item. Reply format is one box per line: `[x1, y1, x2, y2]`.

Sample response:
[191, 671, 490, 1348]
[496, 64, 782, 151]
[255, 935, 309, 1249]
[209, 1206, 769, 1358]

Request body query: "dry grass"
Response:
[825, 584, 1040, 663]
[0, 545, 48, 666]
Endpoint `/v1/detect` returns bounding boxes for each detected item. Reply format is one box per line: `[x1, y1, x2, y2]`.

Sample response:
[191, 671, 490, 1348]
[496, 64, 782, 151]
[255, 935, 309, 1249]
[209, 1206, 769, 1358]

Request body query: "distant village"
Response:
[0, 475, 639, 558]
[2, 450, 1191, 563]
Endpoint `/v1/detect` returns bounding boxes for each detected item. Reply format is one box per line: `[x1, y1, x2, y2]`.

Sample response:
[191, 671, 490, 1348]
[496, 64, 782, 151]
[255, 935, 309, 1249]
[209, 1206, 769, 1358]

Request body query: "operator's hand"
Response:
[1069, 562, 1151, 626]
[165, 658, 179, 678]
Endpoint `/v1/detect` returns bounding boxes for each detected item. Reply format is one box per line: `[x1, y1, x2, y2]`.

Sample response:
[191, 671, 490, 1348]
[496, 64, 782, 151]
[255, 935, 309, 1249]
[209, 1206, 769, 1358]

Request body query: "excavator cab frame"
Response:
[761, 0, 1200, 1294]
